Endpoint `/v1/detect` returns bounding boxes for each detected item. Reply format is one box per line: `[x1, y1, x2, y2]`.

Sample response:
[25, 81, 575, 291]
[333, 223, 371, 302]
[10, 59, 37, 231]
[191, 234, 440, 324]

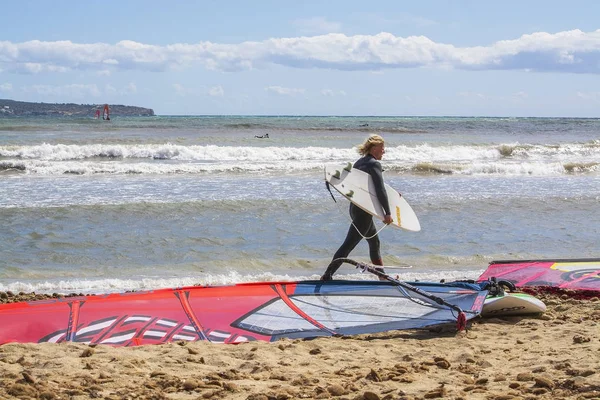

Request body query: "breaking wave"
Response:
[1, 141, 599, 176]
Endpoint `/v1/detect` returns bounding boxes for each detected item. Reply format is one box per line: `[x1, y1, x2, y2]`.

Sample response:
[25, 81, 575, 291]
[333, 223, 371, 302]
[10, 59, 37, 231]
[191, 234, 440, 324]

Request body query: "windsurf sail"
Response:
[0, 277, 486, 347]
[339, 258, 483, 331]
[478, 258, 600, 292]
[103, 104, 110, 120]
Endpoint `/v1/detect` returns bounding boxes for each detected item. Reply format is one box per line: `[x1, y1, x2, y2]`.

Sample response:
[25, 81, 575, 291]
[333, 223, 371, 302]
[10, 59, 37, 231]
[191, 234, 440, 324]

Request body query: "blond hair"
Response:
[357, 134, 385, 155]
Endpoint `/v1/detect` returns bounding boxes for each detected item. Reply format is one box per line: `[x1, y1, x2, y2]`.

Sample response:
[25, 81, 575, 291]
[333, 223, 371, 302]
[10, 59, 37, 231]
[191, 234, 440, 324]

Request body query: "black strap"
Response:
[325, 181, 337, 203]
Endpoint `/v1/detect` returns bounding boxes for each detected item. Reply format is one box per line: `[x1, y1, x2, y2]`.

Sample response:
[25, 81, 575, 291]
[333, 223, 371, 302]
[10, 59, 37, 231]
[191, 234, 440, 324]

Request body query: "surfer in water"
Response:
[321, 134, 393, 281]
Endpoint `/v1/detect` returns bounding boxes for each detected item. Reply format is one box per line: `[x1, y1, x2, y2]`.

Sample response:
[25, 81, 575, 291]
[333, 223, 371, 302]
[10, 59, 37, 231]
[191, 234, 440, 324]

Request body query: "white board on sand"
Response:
[324, 163, 421, 232]
[481, 292, 546, 317]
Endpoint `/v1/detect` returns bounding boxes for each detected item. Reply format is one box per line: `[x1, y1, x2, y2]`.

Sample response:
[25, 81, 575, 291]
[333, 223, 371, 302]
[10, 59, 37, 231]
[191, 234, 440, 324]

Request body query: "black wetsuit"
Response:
[321, 155, 391, 280]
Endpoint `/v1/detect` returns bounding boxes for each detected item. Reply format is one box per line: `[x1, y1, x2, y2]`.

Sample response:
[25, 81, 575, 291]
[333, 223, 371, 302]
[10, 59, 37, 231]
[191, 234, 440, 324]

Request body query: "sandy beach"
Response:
[0, 291, 598, 400]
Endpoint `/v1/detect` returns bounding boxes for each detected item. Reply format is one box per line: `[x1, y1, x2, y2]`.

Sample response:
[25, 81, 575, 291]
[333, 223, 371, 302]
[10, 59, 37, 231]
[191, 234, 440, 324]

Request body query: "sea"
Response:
[1, 115, 599, 295]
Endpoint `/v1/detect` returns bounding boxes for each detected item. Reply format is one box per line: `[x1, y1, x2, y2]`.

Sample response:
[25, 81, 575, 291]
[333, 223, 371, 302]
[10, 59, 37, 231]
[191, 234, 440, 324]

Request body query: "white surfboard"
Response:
[324, 163, 421, 232]
[481, 292, 546, 317]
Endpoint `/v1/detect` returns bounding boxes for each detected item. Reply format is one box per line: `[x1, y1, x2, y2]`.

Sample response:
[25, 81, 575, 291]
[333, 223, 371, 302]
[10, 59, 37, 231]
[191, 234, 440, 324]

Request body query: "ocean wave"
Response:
[411, 163, 454, 174]
[563, 162, 600, 173]
[2, 159, 598, 176]
[409, 161, 599, 175]
[0, 143, 356, 161]
[0, 160, 26, 172]
[1, 141, 599, 176]
[302, 126, 428, 133]
[223, 123, 271, 129]
[0, 159, 324, 175]
[0, 269, 484, 295]
[3, 142, 600, 162]
[0, 121, 427, 133]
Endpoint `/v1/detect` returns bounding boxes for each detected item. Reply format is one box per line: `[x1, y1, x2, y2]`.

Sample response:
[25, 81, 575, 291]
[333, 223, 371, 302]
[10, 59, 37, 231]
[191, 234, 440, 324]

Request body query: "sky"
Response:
[1, 0, 600, 117]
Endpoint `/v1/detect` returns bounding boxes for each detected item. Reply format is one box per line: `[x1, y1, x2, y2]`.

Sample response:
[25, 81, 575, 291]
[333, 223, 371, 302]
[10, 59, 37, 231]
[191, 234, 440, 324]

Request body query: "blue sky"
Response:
[1, 0, 599, 116]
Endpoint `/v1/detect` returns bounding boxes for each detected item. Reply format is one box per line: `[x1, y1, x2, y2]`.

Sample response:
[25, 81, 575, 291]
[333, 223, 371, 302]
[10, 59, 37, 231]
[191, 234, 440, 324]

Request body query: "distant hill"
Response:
[0, 99, 155, 117]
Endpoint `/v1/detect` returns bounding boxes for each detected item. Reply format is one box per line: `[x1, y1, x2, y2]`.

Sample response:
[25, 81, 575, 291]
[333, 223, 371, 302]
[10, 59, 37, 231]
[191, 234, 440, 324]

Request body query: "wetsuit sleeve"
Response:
[370, 161, 391, 215]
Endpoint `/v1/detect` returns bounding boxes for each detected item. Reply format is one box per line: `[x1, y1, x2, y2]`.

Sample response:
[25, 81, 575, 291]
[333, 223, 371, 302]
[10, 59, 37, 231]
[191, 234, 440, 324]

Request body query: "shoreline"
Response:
[1, 291, 598, 399]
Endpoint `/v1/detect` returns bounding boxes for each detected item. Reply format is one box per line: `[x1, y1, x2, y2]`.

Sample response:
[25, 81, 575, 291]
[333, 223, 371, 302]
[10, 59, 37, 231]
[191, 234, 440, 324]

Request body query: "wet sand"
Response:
[0, 291, 599, 400]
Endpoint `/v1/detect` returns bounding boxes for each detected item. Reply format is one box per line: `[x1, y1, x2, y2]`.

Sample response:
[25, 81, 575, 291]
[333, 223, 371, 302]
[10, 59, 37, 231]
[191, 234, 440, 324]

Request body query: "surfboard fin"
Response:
[332, 170, 341, 179]
[343, 162, 352, 172]
[345, 190, 354, 198]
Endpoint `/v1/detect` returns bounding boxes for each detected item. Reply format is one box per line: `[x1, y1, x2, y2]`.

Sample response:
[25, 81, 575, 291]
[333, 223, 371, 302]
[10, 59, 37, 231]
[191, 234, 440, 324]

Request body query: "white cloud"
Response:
[173, 83, 190, 96]
[1, 29, 600, 75]
[123, 82, 137, 94]
[458, 91, 486, 99]
[19, 62, 70, 74]
[105, 83, 136, 95]
[208, 85, 224, 97]
[105, 84, 118, 95]
[293, 17, 342, 35]
[513, 91, 528, 99]
[22, 83, 101, 98]
[16, 82, 140, 99]
[576, 91, 600, 101]
[0, 82, 13, 92]
[265, 86, 305, 96]
[173, 84, 224, 97]
[321, 89, 346, 96]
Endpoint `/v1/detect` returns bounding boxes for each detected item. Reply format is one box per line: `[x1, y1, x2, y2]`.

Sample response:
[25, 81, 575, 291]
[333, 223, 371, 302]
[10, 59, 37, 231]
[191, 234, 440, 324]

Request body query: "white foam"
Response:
[2, 142, 599, 163]
[0, 269, 484, 296]
[2, 142, 599, 178]
[0, 143, 357, 162]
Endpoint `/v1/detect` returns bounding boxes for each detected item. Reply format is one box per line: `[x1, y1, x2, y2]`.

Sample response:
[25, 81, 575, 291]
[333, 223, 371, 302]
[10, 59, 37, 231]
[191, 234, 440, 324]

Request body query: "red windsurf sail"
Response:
[0, 280, 486, 347]
[478, 258, 600, 291]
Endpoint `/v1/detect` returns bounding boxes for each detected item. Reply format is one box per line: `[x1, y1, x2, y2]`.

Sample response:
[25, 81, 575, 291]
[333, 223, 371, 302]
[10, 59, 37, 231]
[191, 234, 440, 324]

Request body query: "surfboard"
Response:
[481, 292, 546, 317]
[324, 163, 421, 232]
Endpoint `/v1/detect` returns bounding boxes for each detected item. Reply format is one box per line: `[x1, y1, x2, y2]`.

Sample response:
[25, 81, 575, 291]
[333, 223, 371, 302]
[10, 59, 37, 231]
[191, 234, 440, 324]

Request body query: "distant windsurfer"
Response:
[103, 104, 110, 121]
[321, 134, 393, 281]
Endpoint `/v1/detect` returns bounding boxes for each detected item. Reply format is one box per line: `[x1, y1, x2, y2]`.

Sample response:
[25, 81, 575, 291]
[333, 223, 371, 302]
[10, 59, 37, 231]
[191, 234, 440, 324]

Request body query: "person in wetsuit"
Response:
[321, 134, 393, 281]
